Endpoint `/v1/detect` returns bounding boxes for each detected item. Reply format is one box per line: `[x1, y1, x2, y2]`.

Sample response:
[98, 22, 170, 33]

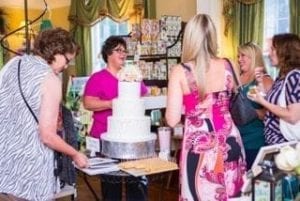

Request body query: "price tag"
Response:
[86, 136, 100, 154]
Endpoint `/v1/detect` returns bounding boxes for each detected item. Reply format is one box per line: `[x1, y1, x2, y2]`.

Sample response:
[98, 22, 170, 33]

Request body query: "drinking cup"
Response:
[158, 127, 171, 153]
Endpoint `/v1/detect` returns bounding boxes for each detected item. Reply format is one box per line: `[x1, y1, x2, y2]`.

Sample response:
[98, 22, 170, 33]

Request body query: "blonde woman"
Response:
[166, 14, 246, 200]
[237, 42, 273, 170]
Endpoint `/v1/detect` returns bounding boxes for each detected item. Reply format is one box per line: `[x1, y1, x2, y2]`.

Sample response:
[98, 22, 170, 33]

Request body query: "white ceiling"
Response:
[0, 0, 70, 9]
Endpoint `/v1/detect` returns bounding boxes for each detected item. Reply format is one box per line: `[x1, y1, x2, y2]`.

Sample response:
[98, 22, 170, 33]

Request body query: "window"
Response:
[263, 0, 290, 79]
[91, 17, 129, 72]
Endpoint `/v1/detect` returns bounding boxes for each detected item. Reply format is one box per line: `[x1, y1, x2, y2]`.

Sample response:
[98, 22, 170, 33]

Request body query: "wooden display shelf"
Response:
[143, 79, 167, 88]
[127, 54, 167, 60]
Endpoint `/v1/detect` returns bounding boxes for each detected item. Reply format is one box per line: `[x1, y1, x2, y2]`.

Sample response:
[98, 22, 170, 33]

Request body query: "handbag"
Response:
[225, 58, 258, 126]
[278, 70, 300, 140]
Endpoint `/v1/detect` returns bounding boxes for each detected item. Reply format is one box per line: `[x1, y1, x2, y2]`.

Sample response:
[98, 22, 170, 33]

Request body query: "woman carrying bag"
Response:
[236, 42, 273, 169]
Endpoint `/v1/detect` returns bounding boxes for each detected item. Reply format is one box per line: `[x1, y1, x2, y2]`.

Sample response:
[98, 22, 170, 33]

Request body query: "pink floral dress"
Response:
[179, 63, 246, 201]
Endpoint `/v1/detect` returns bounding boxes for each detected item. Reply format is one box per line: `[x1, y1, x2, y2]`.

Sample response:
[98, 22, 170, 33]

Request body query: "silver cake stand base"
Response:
[101, 138, 157, 160]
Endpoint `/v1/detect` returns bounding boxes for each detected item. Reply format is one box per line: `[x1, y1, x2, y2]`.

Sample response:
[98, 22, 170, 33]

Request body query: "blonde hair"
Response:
[181, 14, 218, 98]
[238, 42, 266, 81]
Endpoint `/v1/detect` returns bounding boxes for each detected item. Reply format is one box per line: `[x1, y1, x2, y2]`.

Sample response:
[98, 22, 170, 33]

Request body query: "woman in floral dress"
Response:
[166, 14, 246, 201]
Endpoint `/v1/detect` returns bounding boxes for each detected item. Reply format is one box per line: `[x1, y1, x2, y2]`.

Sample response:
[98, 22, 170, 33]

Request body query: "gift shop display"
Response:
[126, 15, 182, 83]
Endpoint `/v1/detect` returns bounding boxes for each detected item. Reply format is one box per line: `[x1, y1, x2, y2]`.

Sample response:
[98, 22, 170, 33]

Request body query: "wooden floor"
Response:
[56, 170, 179, 201]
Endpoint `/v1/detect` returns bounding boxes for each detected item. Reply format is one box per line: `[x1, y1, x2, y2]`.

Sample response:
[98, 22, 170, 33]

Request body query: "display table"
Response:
[76, 157, 178, 201]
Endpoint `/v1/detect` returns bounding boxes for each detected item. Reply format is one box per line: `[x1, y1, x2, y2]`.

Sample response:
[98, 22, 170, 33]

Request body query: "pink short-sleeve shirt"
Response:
[84, 68, 148, 138]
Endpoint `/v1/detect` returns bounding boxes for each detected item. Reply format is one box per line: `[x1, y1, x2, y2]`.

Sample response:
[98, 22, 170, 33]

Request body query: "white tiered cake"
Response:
[101, 64, 157, 159]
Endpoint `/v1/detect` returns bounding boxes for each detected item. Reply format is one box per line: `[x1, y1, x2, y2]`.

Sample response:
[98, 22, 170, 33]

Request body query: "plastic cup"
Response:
[158, 127, 171, 153]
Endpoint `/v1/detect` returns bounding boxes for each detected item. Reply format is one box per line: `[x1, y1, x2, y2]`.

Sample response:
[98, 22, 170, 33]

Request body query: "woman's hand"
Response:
[247, 87, 266, 104]
[72, 152, 89, 168]
[254, 67, 265, 83]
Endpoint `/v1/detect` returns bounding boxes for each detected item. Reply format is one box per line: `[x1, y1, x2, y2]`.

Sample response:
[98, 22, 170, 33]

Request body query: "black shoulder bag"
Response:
[17, 60, 63, 178]
[224, 58, 258, 126]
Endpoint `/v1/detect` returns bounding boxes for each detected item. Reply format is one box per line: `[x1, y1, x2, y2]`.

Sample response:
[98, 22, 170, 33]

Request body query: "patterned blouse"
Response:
[264, 69, 300, 145]
[0, 55, 55, 200]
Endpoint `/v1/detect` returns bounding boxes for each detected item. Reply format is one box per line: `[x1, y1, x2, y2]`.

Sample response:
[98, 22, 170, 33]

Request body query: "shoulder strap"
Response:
[17, 59, 39, 123]
[279, 69, 300, 106]
[181, 63, 191, 71]
[223, 58, 239, 86]
[181, 63, 198, 92]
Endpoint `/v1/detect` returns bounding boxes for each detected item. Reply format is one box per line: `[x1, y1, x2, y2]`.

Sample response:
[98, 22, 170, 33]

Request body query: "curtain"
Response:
[234, 2, 264, 45]
[290, 0, 300, 35]
[68, 0, 143, 76]
[144, 0, 156, 19]
[72, 26, 92, 76]
[68, 0, 100, 76]
[223, 0, 264, 59]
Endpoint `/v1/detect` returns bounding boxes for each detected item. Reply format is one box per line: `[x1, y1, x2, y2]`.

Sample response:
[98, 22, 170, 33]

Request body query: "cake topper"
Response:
[118, 63, 143, 82]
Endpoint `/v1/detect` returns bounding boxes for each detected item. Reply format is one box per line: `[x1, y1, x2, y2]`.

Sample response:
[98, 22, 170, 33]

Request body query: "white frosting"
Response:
[102, 132, 156, 142]
[118, 81, 140, 99]
[105, 116, 154, 142]
[112, 99, 145, 117]
[104, 80, 156, 143]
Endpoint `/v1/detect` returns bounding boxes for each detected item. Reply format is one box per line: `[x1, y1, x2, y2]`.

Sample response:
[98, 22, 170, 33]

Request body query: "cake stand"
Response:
[101, 133, 157, 159]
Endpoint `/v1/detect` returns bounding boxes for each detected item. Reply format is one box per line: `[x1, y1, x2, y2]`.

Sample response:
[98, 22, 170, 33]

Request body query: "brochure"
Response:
[75, 157, 120, 175]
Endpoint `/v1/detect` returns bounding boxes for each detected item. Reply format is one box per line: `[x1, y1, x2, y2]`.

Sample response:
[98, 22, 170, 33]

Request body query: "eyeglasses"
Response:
[112, 48, 128, 54]
[63, 54, 71, 65]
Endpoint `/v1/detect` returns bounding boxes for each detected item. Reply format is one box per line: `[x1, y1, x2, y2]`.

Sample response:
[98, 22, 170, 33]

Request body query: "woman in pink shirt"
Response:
[83, 35, 148, 201]
[84, 36, 147, 139]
